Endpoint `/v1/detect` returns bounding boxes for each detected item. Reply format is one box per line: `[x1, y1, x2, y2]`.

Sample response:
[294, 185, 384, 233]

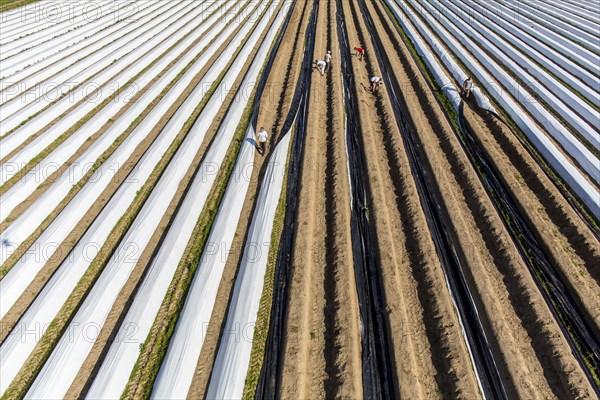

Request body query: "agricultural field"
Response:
[0, 0, 598, 399]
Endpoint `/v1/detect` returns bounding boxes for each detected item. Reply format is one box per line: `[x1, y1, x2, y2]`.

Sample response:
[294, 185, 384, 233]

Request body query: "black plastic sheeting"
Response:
[354, 0, 508, 398]
[489, 111, 600, 243]
[458, 104, 600, 397]
[255, 0, 319, 398]
[335, 0, 396, 399]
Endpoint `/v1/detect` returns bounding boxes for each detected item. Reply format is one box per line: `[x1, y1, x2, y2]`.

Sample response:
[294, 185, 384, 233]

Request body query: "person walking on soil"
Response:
[370, 76, 383, 93]
[354, 46, 365, 61]
[325, 50, 332, 72]
[463, 76, 473, 98]
[314, 59, 326, 76]
[256, 126, 268, 155]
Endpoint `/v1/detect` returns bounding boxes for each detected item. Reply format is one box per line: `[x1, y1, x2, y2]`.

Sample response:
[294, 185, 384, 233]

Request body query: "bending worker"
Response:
[314, 59, 326, 76]
[370, 76, 383, 93]
[354, 46, 365, 61]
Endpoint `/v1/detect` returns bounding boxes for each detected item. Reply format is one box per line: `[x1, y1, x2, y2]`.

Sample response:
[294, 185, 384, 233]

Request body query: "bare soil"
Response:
[277, 0, 361, 398]
[340, 0, 483, 397]
[367, 0, 595, 398]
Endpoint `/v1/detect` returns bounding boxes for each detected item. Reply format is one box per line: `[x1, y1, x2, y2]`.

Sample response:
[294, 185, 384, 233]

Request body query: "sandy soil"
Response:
[277, 0, 361, 398]
[367, 1, 595, 398]
[465, 104, 600, 333]
[339, 0, 485, 398]
[184, 1, 314, 397]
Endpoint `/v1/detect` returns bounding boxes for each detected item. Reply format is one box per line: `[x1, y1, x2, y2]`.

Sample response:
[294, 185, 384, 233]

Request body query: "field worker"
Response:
[257, 126, 268, 155]
[325, 50, 332, 72]
[370, 76, 383, 93]
[314, 59, 326, 76]
[354, 46, 365, 61]
[463, 76, 473, 98]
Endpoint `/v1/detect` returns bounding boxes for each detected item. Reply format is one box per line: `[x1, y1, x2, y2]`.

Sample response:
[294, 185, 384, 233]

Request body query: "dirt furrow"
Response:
[341, 0, 485, 397]
[322, 0, 362, 396]
[277, 0, 361, 398]
[370, 1, 595, 398]
[465, 102, 600, 331]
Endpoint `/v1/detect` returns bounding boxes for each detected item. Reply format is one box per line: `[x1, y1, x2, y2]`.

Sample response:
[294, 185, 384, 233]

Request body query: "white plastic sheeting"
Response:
[0, 0, 135, 59]
[86, 3, 283, 398]
[151, 5, 289, 398]
[0, 0, 238, 316]
[206, 131, 291, 400]
[498, 0, 599, 49]
[0, 3, 241, 394]
[151, 127, 257, 400]
[0, 1, 101, 40]
[0, 0, 116, 48]
[446, 0, 600, 108]
[0, 0, 200, 134]
[425, 0, 599, 149]
[468, 0, 598, 68]
[0, 0, 178, 96]
[0, 0, 165, 86]
[394, 0, 600, 217]
[0, 0, 236, 268]
[383, 0, 491, 112]
[521, 0, 600, 32]
[408, 0, 599, 185]
[456, 0, 599, 91]
[0, 1, 222, 209]
[0, 0, 213, 177]
[23, 3, 268, 399]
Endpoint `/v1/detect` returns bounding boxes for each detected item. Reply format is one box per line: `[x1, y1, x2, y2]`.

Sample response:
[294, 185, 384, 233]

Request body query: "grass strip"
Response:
[123, 93, 253, 400]
[121, 5, 281, 399]
[0, 0, 38, 13]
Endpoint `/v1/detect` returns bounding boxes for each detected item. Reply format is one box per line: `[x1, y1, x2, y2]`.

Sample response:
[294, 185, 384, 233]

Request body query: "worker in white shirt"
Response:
[370, 76, 383, 93]
[314, 59, 326, 76]
[325, 50, 332, 72]
[463, 76, 473, 98]
[256, 126, 268, 155]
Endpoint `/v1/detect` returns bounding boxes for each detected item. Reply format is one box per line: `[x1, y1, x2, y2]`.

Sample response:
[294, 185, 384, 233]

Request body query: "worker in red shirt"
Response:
[354, 46, 365, 61]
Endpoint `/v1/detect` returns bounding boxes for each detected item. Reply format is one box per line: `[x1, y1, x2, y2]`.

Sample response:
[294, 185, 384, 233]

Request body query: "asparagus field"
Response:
[0, 0, 598, 399]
